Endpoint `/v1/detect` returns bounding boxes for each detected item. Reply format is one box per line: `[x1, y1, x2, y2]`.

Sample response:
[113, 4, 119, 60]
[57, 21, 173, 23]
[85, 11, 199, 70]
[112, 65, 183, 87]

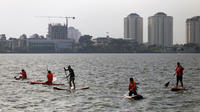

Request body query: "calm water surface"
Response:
[0, 53, 200, 112]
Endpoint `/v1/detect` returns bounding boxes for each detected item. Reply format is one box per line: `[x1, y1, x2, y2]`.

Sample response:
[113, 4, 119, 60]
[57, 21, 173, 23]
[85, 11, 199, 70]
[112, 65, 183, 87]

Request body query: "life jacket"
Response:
[47, 73, 53, 82]
[129, 81, 136, 91]
[21, 71, 27, 79]
[176, 66, 183, 76]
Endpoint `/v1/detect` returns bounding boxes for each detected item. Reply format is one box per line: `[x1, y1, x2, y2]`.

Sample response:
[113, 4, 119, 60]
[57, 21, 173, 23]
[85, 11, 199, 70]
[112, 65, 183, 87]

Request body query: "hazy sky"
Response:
[0, 0, 200, 44]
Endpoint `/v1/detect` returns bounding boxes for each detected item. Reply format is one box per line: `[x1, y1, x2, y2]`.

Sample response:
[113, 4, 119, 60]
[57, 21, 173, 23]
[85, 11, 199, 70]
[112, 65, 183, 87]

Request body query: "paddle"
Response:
[165, 73, 176, 88]
[46, 65, 49, 72]
[53, 77, 57, 82]
[64, 67, 69, 79]
[14, 73, 21, 79]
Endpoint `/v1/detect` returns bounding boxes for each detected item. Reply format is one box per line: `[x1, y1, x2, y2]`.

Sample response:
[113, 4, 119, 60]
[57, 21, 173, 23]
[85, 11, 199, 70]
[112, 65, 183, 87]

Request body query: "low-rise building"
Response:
[0, 34, 6, 41]
[26, 39, 74, 52]
[93, 37, 110, 45]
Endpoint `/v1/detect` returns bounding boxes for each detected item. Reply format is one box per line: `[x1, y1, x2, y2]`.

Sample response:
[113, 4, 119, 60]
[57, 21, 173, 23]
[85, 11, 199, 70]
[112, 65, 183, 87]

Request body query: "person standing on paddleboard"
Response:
[175, 62, 184, 88]
[15, 69, 27, 80]
[64, 65, 75, 89]
[45, 70, 53, 84]
[129, 78, 137, 96]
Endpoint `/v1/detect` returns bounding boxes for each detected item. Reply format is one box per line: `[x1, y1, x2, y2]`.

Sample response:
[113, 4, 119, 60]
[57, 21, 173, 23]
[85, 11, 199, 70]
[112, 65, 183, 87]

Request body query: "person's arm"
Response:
[135, 84, 137, 90]
[64, 67, 70, 72]
[182, 66, 184, 70]
[47, 74, 49, 79]
[129, 84, 131, 91]
[129, 84, 134, 91]
[66, 73, 71, 78]
[174, 67, 177, 76]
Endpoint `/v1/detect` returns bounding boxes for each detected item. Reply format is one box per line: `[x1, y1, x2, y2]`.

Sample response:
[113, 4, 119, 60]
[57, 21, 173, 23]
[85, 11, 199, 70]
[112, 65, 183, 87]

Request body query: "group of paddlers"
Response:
[15, 62, 184, 96]
[128, 62, 184, 96]
[15, 65, 76, 89]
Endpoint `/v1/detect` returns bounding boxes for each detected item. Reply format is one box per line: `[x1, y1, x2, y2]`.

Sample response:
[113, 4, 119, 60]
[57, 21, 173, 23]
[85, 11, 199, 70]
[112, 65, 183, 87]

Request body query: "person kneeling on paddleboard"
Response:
[45, 70, 53, 84]
[129, 78, 137, 96]
[15, 69, 27, 80]
[64, 65, 75, 90]
[175, 62, 184, 88]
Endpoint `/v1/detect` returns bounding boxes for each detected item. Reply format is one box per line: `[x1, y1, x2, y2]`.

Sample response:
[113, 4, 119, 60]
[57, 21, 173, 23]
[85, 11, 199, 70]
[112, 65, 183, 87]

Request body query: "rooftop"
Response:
[128, 13, 140, 17]
[186, 16, 200, 22]
[154, 12, 167, 16]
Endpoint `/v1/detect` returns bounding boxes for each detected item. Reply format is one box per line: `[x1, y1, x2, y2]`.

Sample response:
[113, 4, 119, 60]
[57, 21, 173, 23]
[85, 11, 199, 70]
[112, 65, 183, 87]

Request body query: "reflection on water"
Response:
[0, 53, 200, 112]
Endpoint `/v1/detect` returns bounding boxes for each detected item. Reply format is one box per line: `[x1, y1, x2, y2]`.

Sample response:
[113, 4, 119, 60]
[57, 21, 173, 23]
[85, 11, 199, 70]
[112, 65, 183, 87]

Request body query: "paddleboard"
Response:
[30, 82, 64, 85]
[171, 87, 187, 91]
[124, 94, 143, 100]
[14, 77, 21, 80]
[14, 77, 27, 80]
[53, 87, 89, 91]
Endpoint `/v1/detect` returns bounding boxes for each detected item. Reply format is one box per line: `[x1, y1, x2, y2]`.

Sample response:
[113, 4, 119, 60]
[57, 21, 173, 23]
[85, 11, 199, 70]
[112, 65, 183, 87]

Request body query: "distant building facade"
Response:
[148, 12, 173, 47]
[35, 23, 75, 52]
[68, 27, 82, 43]
[186, 16, 200, 46]
[47, 24, 68, 40]
[93, 37, 110, 45]
[124, 13, 143, 44]
[0, 34, 6, 41]
[26, 39, 73, 52]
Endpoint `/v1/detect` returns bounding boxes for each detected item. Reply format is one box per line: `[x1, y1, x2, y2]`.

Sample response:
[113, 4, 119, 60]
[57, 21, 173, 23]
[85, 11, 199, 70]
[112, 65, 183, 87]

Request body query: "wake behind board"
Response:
[53, 87, 89, 91]
[124, 94, 143, 100]
[30, 82, 64, 85]
[171, 87, 187, 91]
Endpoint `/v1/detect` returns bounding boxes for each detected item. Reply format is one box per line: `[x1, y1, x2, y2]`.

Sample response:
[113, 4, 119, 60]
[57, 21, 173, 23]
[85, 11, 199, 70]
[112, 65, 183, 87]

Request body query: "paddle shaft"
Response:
[14, 73, 21, 78]
[165, 73, 176, 87]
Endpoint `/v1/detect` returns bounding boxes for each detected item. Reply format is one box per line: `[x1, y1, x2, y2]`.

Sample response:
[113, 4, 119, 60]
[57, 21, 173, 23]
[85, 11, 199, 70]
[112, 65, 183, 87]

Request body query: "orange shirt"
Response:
[47, 73, 53, 82]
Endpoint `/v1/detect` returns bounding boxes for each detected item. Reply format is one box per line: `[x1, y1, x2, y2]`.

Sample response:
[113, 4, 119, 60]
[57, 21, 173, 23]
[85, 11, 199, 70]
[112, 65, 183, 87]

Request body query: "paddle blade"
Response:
[53, 77, 57, 82]
[81, 87, 89, 90]
[165, 81, 170, 87]
[53, 87, 64, 90]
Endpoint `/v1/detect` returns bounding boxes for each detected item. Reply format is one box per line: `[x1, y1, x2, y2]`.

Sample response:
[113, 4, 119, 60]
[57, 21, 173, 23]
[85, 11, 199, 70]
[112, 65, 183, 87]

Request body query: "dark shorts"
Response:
[70, 77, 75, 81]
[129, 91, 137, 96]
[45, 81, 52, 84]
[177, 75, 183, 82]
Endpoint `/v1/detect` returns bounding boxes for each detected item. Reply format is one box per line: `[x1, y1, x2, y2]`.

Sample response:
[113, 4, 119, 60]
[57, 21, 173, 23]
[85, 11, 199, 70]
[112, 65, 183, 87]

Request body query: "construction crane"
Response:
[36, 16, 75, 39]
[36, 16, 75, 27]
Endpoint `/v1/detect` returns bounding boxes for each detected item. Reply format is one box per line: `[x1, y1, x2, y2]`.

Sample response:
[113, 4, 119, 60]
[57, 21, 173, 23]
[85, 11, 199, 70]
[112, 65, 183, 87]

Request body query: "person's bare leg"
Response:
[72, 80, 75, 90]
[176, 78, 179, 88]
[69, 79, 72, 89]
[181, 80, 183, 87]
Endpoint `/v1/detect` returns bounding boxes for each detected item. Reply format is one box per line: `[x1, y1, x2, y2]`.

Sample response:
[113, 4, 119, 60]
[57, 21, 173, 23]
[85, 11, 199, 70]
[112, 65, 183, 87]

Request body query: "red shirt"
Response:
[21, 71, 27, 79]
[47, 73, 53, 82]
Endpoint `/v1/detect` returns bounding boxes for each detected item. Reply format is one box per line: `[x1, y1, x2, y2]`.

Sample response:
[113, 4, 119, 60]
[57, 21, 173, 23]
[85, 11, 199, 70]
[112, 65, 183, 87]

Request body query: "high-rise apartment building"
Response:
[124, 13, 143, 44]
[186, 16, 200, 46]
[148, 12, 173, 47]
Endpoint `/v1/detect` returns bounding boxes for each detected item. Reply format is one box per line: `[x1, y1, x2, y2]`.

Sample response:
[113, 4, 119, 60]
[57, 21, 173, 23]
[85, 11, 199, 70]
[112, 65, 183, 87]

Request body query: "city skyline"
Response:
[0, 0, 200, 44]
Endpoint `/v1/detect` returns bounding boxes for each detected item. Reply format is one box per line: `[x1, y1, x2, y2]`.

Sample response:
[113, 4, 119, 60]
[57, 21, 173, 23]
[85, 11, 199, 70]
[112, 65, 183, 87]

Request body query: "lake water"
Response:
[0, 53, 200, 112]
